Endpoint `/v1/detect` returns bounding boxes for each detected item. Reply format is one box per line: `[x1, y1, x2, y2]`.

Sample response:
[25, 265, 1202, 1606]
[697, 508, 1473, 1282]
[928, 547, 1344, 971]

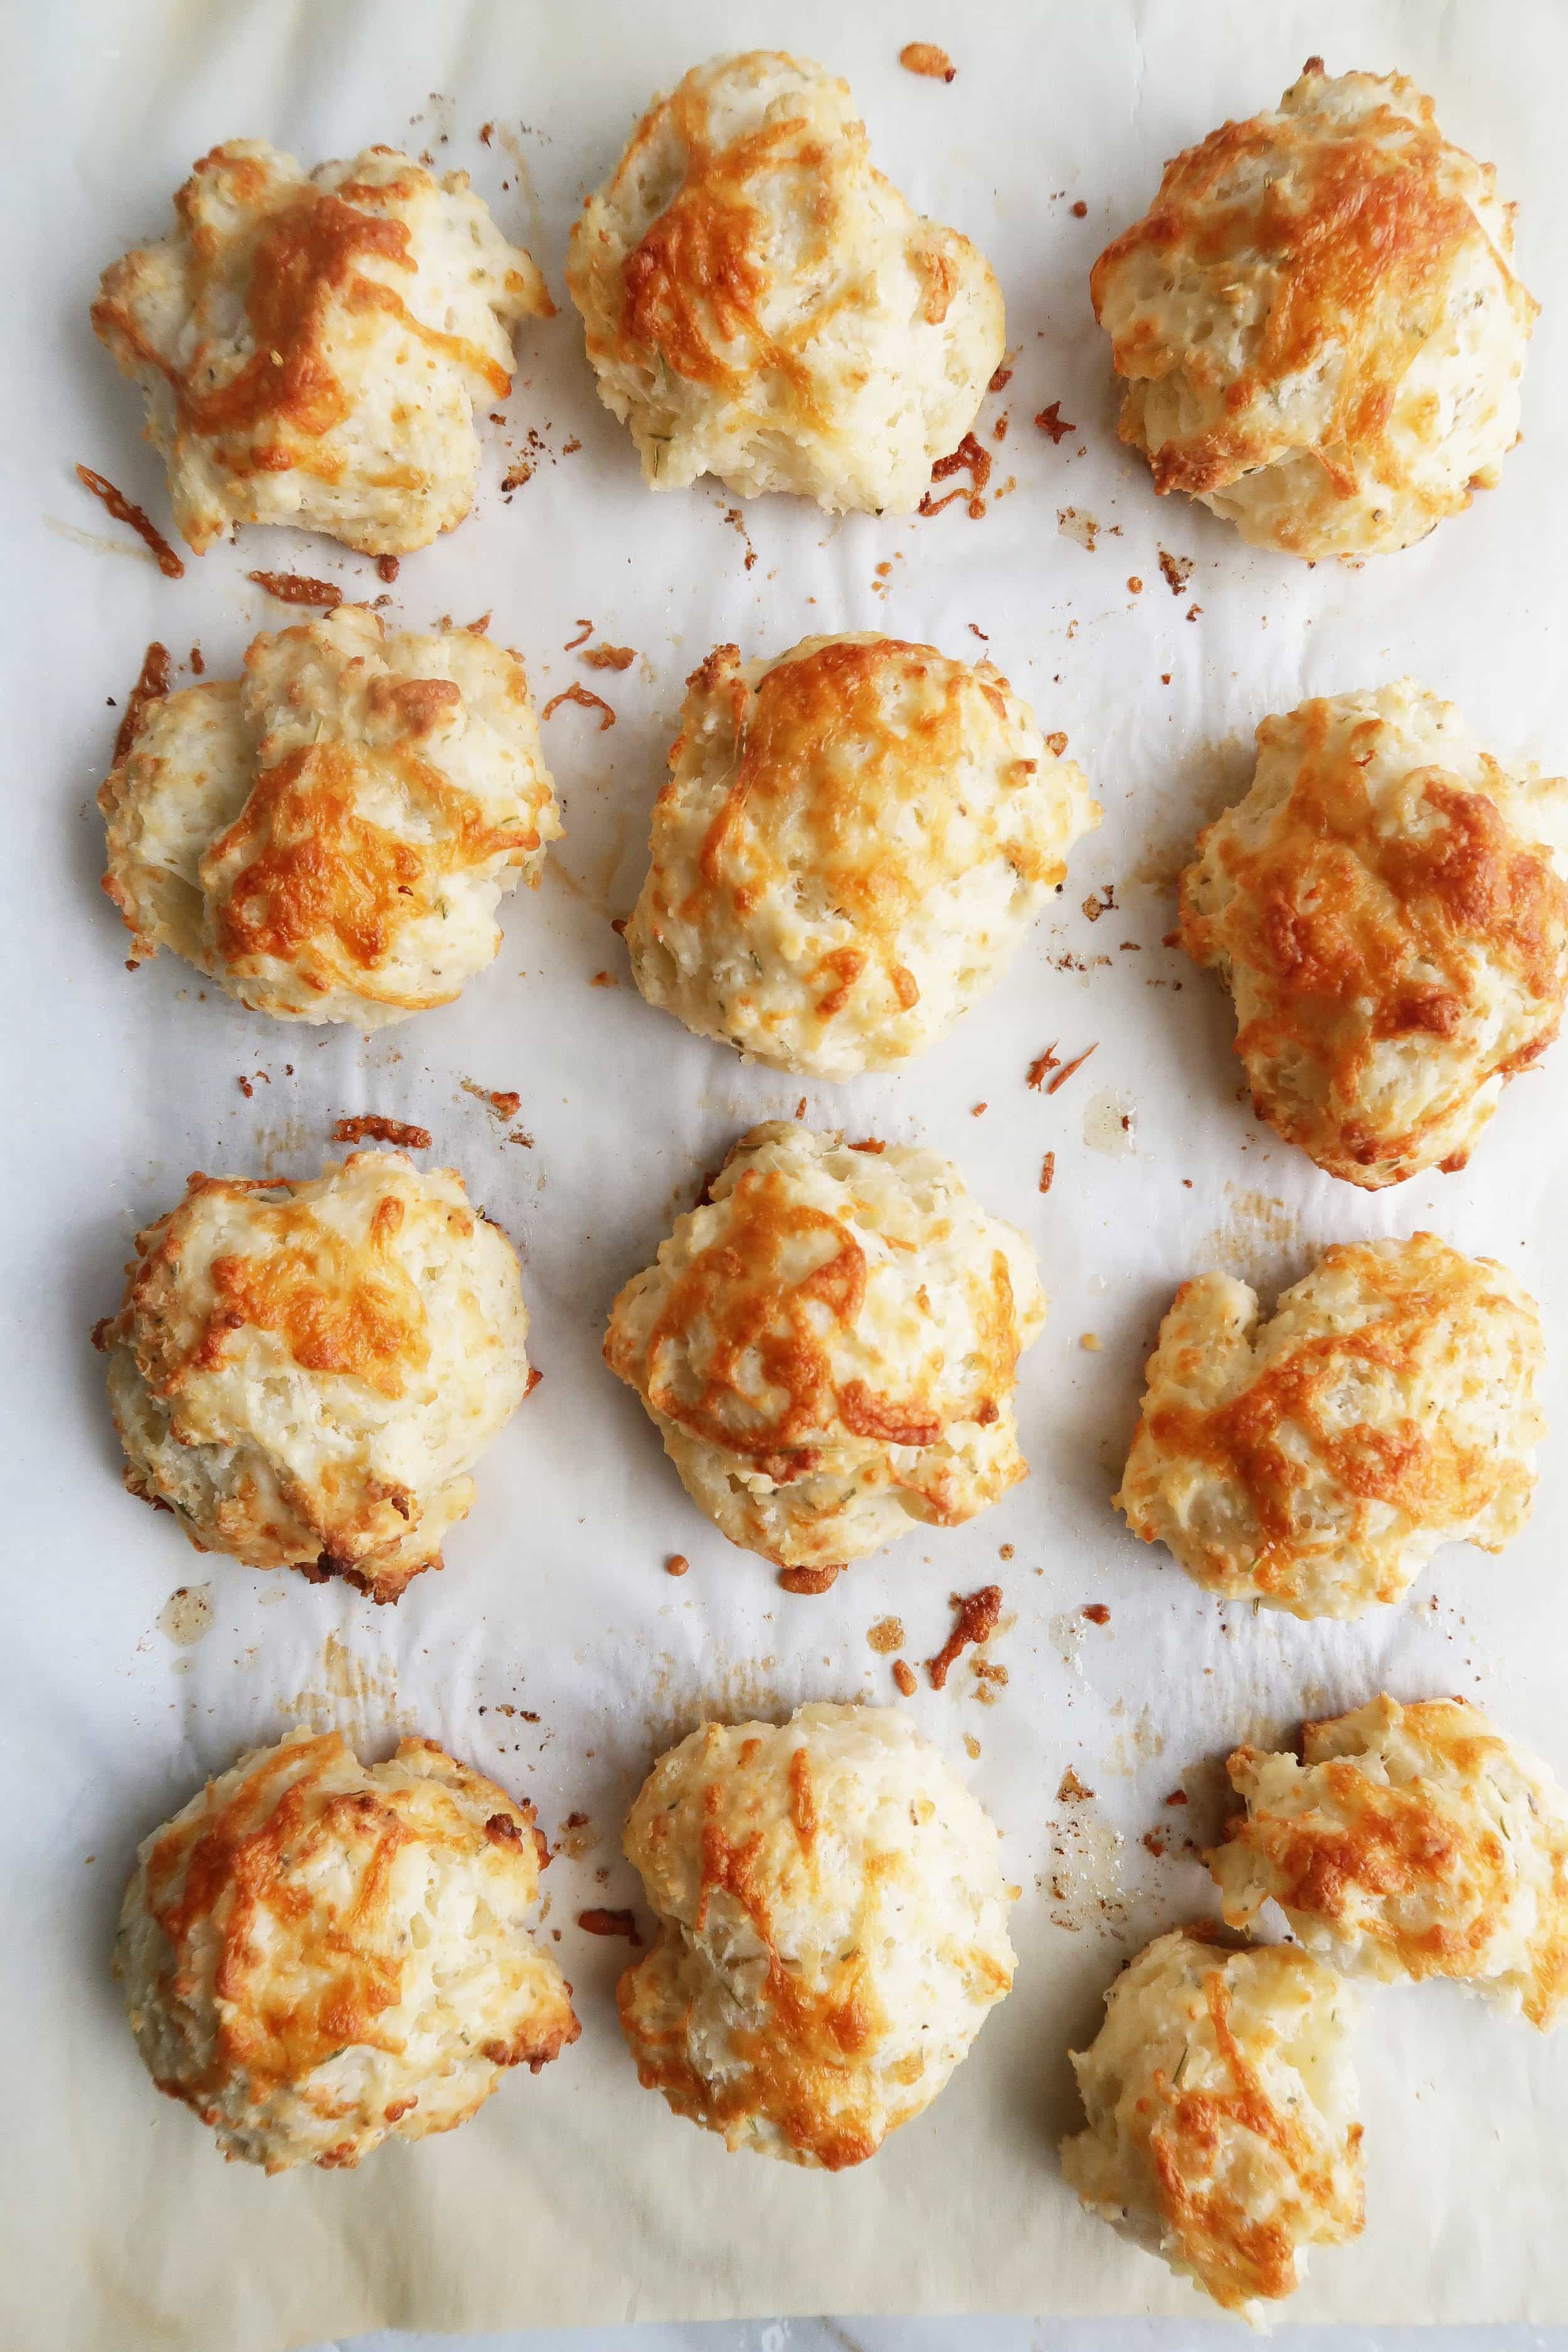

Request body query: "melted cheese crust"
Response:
[1115, 1233, 1544, 1618]
[1180, 682, 1568, 1187]
[99, 603, 559, 1027]
[1062, 1927, 1363, 2318]
[117, 1728, 578, 2170]
[93, 140, 551, 554]
[618, 1703, 1014, 2167]
[97, 1151, 532, 1599]
[566, 51, 1004, 512]
[627, 633, 1098, 1076]
[605, 1121, 1046, 1567]
[1091, 63, 1537, 556]
[1210, 1696, 1568, 2027]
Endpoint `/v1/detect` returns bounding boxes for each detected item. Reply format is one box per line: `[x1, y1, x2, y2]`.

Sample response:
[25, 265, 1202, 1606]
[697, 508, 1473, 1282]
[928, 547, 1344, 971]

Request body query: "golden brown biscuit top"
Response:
[1091, 63, 1532, 499]
[1145, 1237, 1514, 1564]
[1147, 1939, 1361, 2309]
[123, 1162, 453, 1403]
[1181, 699, 1568, 1177]
[93, 143, 524, 470]
[596, 56, 862, 403]
[615, 1154, 1017, 1472]
[670, 638, 1050, 1014]
[1221, 1700, 1568, 2025]
[141, 1732, 547, 2106]
[625, 1751, 890, 2170]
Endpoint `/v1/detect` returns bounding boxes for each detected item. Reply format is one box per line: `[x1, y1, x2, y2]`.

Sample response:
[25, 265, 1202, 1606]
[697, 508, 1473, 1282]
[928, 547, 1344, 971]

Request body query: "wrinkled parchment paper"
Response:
[6, 1, 1568, 2342]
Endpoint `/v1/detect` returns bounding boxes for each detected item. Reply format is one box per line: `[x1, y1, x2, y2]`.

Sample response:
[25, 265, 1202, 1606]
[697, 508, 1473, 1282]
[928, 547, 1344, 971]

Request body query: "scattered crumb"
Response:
[1082, 884, 1116, 922]
[1045, 730, 1068, 756]
[1126, 575, 1143, 593]
[665, 1554, 689, 1578]
[926, 1585, 1002, 1690]
[988, 364, 1012, 393]
[972, 1101, 987, 1116]
[999, 1544, 1015, 1561]
[893, 1659, 918, 1697]
[581, 643, 635, 670]
[246, 570, 342, 607]
[720, 505, 758, 567]
[1142, 1831, 1167, 1858]
[1039, 1151, 1056, 1194]
[900, 41, 956, 80]
[563, 618, 593, 650]
[525, 1369, 543, 1396]
[577, 1909, 641, 1944]
[867, 1615, 905, 1654]
[331, 1115, 432, 1148]
[1027, 1046, 1060, 1089]
[963, 1734, 982, 1759]
[502, 458, 534, 490]
[188, 645, 204, 673]
[76, 465, 184, 577]
[1079, 1332, 1101, 1352]
[1186, 603, 1202, 622]
[236, 1074, 254, 1099]
[376, 555, 400, 583]
[1057, 1767, 1093, 1803]
[920, 432, 991, 519]
[1082, 1603, 1110, 1626]
[462, 1080, 522, 1120]
[795, 1096, 808, 1120]
[1047, 1042, 1098, 1094]
[849, 1137, 885, 1154]
[1165, 1788, 1189, 1806]
[589, 970, 618, 987]
[1035, 403, 1075, 444]
[968, 622, 990, 642]
[1158, 549, 1193, 595]
[542, 681, 615, 730]
[1071, 199, 1088, 218]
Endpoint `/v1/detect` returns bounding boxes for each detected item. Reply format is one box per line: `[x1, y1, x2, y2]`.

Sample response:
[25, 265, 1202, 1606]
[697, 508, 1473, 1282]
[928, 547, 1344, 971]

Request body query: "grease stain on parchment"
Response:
[280, 1633, 416, 1739]
[1199, 1184, 1302, 1288]
[1046, 1777, 1128, 1934]
[1123, 735, 1254, 896]
[1104, 1703, 1166, 1776]
[157, 1584, 212, 1646]
[1083, 1088, 1136, 1157]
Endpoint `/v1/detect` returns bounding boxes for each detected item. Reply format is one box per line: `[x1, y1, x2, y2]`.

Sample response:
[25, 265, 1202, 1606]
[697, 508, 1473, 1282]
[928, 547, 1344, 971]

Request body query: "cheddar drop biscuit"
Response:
[117, 1728, 578, 2170]
[1115, 1234, 1544, 1618]
[1062, 1927, 1363, 2318]
[1091, 62, 1537, 556]
[99, 604, 559, 1027]
[567, 52, 1004, 512]
[627, 635, 1097, 1076]
[1180, 682, 1568, 1187]
[618, 1702, 1014, 2166]
[93, 140, 551, 555]
[1211, 1696, 1568, 2026]
[605, 1121, 1046, 1569]
[95, 1152, 532, 1599]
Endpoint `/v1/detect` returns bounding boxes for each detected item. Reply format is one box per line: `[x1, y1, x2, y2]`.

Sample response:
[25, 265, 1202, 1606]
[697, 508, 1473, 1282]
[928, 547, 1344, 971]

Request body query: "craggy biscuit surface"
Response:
[1180, 682, 1568, 1187]
[627, 633, 1098, 1076]
[100, 604, 559, 1027]
[93, 140, 550, 554]
[567, 51, 1004, 512]
[618, 1702, 1014, 2166]
[97, 1152, 532, 1599]
[1091, 62, 1537, 556]
[1062, 1927, 1363, 2318]
[1211, 1696, 1568, 2027]
[1115, 1234, 1544, 1618]
[604, 1121, 1046, 1567]
[117, 1728, 578, 2170]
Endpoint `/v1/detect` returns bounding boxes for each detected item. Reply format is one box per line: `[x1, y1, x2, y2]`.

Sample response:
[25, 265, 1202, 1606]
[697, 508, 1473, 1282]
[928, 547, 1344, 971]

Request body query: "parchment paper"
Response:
[5, 2, 1568, 2343]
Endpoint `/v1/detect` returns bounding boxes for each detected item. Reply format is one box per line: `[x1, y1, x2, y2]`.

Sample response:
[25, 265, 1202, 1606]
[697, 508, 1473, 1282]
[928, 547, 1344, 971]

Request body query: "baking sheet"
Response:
[6, 1, 1568, 2342]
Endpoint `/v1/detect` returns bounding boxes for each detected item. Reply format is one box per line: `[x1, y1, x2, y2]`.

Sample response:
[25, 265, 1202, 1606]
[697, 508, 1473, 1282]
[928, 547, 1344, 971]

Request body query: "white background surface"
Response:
[5, 1, 1568, 2346]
